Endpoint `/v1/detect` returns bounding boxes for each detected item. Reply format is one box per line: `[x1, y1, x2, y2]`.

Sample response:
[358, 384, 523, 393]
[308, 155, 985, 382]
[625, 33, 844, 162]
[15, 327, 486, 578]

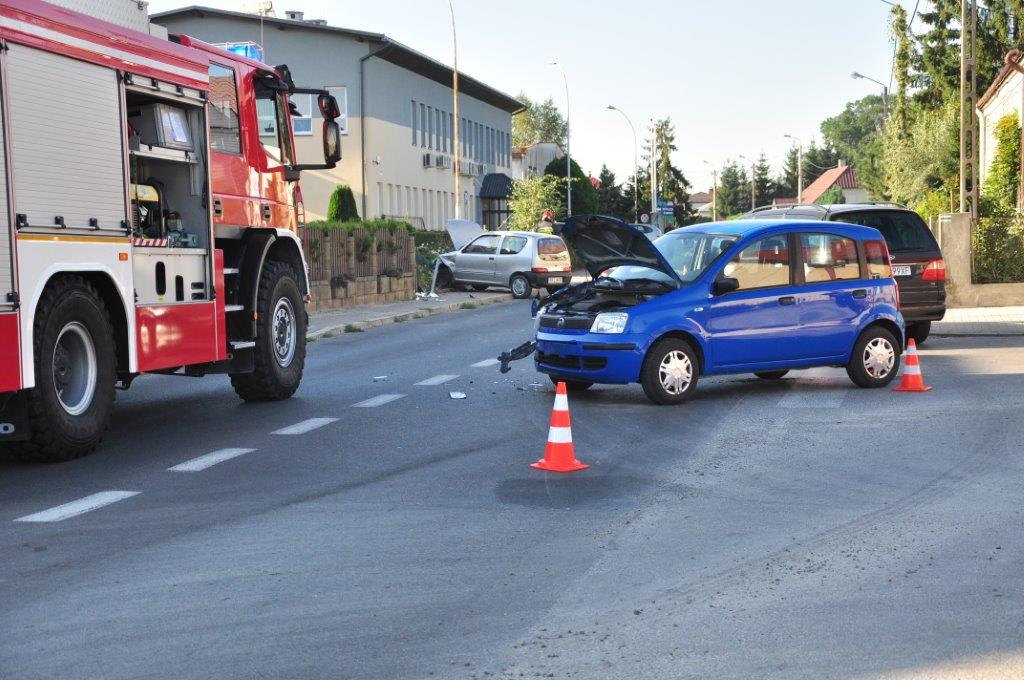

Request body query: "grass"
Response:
[459, 302, 478, 310]
[320, 331, 334, 339]
[343, 324, 364, 333]
[413, 313, 427, 319]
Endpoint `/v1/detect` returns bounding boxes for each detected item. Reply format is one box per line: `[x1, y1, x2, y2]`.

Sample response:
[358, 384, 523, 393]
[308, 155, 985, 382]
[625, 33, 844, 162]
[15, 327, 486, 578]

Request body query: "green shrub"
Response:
[982, 113, 1021, 212]
[973, 215, 1024, 283]
[343, 324, 364, 333]
[326, 184, 360, 221]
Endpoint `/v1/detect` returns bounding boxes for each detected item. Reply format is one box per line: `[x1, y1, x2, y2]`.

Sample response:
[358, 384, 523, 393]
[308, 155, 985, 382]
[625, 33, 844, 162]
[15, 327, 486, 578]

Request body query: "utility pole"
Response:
[739, 154, 756, 210]
[785, 134, 803, 202]
[649, 119, 658, 220]
[448, 0, 461, 219]
[704, 161, 718, 221]
[960, 0, 979, 222]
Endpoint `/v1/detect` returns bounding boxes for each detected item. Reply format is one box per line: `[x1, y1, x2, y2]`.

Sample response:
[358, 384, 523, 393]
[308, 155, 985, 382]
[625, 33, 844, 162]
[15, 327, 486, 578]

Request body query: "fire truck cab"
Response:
[0, 0, 341, 461]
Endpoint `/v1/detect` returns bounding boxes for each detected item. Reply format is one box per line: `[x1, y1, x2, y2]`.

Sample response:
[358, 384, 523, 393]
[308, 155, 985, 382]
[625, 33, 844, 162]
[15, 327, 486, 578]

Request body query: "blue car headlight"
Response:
[591, 312, 628, 334]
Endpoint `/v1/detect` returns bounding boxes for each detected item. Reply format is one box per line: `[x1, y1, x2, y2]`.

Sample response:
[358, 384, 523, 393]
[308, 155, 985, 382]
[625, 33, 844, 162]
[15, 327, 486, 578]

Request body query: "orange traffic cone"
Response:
[531, 381, 589, 473]
[893, 338, 933, 392]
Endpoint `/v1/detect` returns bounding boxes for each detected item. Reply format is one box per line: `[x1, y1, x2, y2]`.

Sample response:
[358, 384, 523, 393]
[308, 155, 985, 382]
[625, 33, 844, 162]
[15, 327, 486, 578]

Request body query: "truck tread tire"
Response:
[231, 261, 307, 402]
[9, 276, 116, 463]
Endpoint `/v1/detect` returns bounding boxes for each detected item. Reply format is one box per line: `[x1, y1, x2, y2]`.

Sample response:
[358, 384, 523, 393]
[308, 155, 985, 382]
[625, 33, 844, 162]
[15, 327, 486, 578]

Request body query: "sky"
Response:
[147, 0, 909, 193]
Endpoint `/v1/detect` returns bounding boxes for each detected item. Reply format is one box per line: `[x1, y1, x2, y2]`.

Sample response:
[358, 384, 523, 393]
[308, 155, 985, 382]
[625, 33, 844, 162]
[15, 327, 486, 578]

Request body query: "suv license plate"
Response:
[892, 265, 912, 277]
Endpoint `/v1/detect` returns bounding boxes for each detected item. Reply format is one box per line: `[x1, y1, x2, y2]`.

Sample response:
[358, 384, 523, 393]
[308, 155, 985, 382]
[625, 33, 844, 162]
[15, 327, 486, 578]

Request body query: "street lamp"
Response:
[851, 71, 889, 121]
[607, 105, 638, 222]
[703, 160, 718, 221]
[448, 0, 461, 219]
[738, 154, 756, 211]
[548, 59, 571, 215]
[783, 134, 803, 203]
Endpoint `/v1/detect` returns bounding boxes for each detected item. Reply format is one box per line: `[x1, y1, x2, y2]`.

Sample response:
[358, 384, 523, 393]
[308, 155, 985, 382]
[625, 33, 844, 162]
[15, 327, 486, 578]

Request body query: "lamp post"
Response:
[548, 59, 571, 215]
[703, 160, 718, 221]
[783, 134, 803, 203]
[649, 119, 658, 220]
[448, 0, 461, 219]
[851, 71, 889, 121]
[607, 105, 639, 222]
[738, 154, 756, 210]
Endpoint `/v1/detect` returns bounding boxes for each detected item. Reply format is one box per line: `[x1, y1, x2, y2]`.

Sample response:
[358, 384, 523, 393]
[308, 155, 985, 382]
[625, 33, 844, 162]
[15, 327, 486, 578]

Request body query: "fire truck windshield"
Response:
[255, 90, 296, 166]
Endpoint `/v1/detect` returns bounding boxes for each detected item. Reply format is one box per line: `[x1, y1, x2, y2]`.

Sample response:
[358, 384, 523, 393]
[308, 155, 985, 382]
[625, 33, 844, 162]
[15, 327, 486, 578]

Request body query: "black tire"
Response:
[471, 285, 489, 292]
[231, 261, 307, 402]
[436, 265, 455, 290]
[907, 321, 931, 346]
[9, 276, 116, 462]
[754, 370, 789, 380]
[509, 273, 532, 299]
[846, 325, 901, 388]
[640, 337, 700, 405]
[547, 374, 593, 392]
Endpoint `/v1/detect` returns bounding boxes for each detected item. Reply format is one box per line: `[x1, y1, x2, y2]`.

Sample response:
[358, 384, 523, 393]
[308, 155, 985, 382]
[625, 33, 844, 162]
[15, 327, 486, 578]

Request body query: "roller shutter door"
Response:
[0, 52, 11, 304]
[6, 44, 126, 232]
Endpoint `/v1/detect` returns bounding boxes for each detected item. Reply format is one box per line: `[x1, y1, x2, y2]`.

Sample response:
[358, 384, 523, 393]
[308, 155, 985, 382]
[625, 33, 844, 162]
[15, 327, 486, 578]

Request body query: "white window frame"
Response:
[291, 93, 314, 136]
[326, 85, 348, 134]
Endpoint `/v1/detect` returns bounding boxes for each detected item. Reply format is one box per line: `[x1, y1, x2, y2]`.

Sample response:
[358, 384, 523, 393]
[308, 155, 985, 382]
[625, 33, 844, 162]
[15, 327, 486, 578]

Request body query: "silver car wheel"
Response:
[659, 350, 692, 395]
[863, 336, 895, 379]
[511, 277, 529, 297]
[273, 296, 297, 368]
[52, 321, 98, 416]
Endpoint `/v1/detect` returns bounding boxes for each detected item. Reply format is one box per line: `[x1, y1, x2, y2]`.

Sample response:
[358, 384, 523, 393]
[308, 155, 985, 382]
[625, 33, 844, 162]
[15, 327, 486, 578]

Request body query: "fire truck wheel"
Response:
[11, 276, 116, 462]
[231, 261, 307, 402]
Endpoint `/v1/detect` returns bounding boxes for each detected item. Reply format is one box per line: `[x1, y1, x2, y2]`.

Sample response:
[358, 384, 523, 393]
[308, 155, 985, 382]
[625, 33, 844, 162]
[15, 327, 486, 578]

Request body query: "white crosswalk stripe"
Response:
[471, 358, 499, 368]
[15, 491, 140, 523]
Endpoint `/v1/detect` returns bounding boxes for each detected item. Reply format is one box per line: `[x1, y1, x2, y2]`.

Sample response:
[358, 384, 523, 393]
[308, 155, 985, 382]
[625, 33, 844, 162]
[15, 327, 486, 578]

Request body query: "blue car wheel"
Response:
[640, 337, 700, 405]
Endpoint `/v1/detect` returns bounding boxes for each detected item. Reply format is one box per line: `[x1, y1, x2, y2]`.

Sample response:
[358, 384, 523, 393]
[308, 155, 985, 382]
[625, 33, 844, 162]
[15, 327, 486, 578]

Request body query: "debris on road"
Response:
[373, 376, 388, 382]
[449, 391, 467, 399]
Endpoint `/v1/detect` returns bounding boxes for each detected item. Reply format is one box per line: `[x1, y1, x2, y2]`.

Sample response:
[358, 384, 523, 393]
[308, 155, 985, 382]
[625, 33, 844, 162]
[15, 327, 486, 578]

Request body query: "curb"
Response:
[306, 293, 514, 340]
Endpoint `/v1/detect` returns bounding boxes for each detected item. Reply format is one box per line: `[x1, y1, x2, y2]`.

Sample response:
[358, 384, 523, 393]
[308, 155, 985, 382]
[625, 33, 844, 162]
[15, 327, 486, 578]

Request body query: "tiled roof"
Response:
[801, 165, 858, 203]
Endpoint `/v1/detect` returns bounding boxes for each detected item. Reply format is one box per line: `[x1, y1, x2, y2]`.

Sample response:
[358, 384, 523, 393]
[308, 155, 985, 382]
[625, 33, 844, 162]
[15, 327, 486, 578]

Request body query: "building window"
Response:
[434, 108, 441, 151]
[411, 100, 417, 145]
[290, 94, 314, 136]
[448, 113, 454, 155]
[420, 103, 427, 148]
[325, 86, 348, 134]
[208, 63, 241, 154]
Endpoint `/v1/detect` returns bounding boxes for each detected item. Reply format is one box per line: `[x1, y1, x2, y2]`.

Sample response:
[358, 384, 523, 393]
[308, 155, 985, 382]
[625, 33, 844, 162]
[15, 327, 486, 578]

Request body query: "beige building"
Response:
[511, 142, 564, 179]
[153, 6, 522, 229]
[977, 50, 1024, 193]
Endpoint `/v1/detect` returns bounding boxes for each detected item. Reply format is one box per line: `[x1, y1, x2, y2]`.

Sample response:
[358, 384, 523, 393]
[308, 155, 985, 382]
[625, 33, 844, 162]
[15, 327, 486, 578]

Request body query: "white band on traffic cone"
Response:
[553, 394, 569, 411]
[547, 426, 572, 444]
[904, 364, 920, 375]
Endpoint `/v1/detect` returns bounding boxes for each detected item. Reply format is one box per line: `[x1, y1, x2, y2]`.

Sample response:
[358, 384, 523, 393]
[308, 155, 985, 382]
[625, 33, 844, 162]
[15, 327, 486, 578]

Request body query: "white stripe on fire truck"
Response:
[0, 16, 209, 83]
[14, 491, 140, 523]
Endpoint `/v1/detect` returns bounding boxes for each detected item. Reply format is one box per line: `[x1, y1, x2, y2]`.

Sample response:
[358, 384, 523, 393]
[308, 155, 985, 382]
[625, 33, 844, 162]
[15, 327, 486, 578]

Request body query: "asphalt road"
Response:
[2, 301, 1023, 680]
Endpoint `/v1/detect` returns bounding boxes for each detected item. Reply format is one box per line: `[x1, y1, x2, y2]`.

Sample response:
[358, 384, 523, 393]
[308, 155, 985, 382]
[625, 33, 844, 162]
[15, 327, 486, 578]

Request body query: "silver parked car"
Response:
[438, 228, 573, 299]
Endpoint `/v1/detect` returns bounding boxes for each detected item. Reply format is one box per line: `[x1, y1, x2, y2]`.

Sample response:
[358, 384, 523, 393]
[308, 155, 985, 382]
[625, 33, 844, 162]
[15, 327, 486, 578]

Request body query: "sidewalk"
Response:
[307, 290, 513, 339]
[932, 306, 1024, 336]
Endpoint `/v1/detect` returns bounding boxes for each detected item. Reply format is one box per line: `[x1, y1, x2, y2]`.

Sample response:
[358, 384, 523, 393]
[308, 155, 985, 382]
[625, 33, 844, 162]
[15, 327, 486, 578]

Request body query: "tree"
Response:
[326, 184, 359, 221]
[820, 95, 885, 197]
[595, 165, 632, 219]
[914, 0, 960, 107]
[642, 118, 691, 215]
[543, 156, 599, 218]
[816, 186, 846, 205]
[507, 175, 561, 231]
[511, 92, 567, 148]
[752, 154, 775, 207]
[717, 161, 750, 217]
[883, 99, 959, 209]
[776, 146, 800, 199]
[983, 113, 1021, 210]
[890, 4, 911, 140]
[803, 141, 840, 187]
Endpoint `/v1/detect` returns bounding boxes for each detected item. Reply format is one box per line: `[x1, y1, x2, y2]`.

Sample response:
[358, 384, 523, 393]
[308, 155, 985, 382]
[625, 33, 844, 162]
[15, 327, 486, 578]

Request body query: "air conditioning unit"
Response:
[422, 153, 433, 167]
[435, 155, 452, 169]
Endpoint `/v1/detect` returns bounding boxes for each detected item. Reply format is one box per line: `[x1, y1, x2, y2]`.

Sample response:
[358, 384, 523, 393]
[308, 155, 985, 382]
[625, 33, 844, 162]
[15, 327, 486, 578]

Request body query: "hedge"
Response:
[306, 218, 415, 234]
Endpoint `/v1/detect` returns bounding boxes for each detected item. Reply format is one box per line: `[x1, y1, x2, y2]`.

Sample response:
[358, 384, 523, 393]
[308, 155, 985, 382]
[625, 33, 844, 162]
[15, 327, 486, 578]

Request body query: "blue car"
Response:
[533, 215, 905, 404]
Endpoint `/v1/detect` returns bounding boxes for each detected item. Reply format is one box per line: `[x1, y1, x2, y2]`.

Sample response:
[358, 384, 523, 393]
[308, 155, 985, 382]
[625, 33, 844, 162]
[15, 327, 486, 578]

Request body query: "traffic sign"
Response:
[640, 213, 650, 224]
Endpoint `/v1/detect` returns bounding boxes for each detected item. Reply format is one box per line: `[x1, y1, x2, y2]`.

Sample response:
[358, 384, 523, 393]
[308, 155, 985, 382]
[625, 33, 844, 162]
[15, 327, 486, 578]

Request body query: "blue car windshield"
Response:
[606, 232, 737, 284]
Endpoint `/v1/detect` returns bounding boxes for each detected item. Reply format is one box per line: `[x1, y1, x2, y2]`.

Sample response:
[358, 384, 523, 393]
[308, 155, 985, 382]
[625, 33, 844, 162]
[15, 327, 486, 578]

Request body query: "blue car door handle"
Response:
[852, 289, 867, 299]
[778, 296, 796, 306]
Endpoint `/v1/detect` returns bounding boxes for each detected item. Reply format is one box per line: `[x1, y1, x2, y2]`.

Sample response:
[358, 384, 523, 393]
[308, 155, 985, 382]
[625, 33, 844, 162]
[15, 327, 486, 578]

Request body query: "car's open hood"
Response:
[444, 219, 484, 251]
[559, 215, 681, 281]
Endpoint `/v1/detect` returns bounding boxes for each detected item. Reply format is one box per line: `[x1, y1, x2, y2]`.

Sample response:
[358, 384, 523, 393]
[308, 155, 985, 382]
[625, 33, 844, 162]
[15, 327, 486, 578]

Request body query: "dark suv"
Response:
[740, 204, 945, 344]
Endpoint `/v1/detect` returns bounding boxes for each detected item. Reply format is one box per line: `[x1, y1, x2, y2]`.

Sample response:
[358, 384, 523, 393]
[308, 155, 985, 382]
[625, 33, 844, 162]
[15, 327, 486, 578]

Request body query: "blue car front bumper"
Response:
[535, 330, 648, 384]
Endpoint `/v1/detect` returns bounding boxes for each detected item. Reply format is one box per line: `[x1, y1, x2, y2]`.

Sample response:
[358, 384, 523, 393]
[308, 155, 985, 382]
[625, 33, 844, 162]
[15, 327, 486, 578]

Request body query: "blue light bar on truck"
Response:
[214, 42, 265, 63]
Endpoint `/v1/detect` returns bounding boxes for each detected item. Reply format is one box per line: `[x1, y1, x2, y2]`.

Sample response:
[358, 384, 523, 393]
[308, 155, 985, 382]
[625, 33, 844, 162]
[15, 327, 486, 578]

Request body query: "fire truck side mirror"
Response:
[323, 120, 342, 166]
[318, 94, 341, 121]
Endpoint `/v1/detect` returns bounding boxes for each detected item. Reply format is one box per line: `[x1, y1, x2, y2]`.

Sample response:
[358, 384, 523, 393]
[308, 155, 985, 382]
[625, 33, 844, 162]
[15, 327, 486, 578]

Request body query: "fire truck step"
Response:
[225, 304, 245, 312]
[229, 340, 256, 350]
[223, 268, 239, 275]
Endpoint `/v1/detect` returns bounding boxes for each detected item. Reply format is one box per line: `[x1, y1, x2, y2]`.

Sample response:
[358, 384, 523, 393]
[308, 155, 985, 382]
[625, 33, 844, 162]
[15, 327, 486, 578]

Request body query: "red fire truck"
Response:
[0, 0, 342, 461]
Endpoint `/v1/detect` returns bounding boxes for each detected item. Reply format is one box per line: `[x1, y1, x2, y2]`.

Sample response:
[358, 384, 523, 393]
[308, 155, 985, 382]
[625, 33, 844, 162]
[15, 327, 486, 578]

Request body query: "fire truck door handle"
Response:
[213, 199, 223, 217]
[261, 203, 272, 220]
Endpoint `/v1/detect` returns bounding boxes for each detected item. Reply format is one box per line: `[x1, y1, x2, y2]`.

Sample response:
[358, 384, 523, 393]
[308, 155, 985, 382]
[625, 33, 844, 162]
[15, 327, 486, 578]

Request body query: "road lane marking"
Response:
[415, 374, 459, 386]
[471, 358, 499, 368]
[168, 448, 256, 472]
[353, 394, 406, 408]
[271, 418, 339, 435]
[15, 491, 140, 523]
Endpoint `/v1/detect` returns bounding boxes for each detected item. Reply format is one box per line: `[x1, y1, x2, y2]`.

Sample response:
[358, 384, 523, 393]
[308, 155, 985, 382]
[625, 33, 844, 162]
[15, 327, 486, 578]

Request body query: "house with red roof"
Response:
[800, 161, 867, 204]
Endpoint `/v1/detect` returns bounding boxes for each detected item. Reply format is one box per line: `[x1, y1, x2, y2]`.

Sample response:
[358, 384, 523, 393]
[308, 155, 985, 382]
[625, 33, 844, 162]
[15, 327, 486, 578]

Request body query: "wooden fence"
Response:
[297, 225, 416, 282]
